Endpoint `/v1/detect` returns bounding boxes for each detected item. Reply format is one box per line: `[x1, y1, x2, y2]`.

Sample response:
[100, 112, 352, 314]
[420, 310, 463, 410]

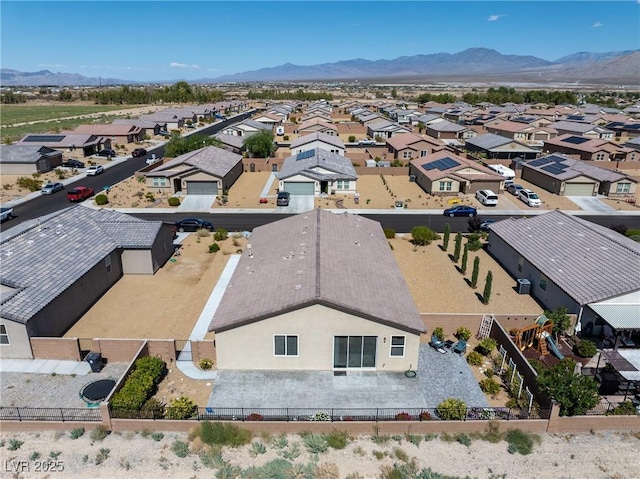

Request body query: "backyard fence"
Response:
[0, 407, 102, 422]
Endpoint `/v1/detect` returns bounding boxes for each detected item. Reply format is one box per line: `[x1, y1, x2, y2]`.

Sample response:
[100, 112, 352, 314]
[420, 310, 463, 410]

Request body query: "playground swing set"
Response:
[512, 315, 564, 359]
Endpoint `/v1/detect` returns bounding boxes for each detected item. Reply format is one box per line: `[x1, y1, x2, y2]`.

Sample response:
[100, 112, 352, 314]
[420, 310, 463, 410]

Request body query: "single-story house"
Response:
[277, 148, 357, 195]
[522, 154, 638, 197]
[0, 207, 174, 359]
[209, 209, 426, 371]
[385, 133, 444, 160]
[464, 133, 539, 160]
[425, 119, 476, 141]
[139, 113, 184, 131]
[486, 211, 640, 338]
[366, 119, 411, 139]
[509, 115, 554, 128]
[252, 112, 283, 125]
[605, 121, 640, 141]
[408, 150, 504, 195]
[112, 118, 163, 137]
[290, 132, 345, 156]
[70, 124, 144, 144]
[548, 121, 614, 140]
[145, 146, 243, 196]
[295, 119, 338, 136]
[543, 134, 636, 162]
[161, 108, 199, 125]
[16, 133, 109, 157]
[213, 132, 248, 155]
[485, 120, 556, 147]
[0, 145, 63, 174]
[221, 119, 272, 137]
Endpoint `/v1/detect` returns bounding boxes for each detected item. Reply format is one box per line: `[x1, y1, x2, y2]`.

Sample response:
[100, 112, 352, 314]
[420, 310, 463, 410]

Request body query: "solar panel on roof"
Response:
[542, 164, 567, 174]
[296, 150, 314, 161]
[567, 115, 585, 120]
[562, 136, 589, 145]
[22, 135, 65, 143]
[528, 157, 553, 167]
[440, 157, 460, 168]
[422, 163, 437, 171]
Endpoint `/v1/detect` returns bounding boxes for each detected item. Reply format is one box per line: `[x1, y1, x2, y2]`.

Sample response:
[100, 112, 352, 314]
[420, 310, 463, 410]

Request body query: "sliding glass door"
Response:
[333, 336, 377, 369]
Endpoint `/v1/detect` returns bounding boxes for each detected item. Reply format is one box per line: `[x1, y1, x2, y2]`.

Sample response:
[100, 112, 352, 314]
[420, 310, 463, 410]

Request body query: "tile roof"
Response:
[278, 148, 357, 180]
[409, 150, 503, 182]
[465, 133, 537, 152]
[522, 154, 634, 182]
[71, 124, 141, 136]
[17, 133, 102, 147]
[549, 121, 611, 134]
[426, 120, 466, 132]
[236, 119, 273, 131]
[489, 211, 640, 305]
[0, 145, 60, 164]
[0, 207, 162, 323]
[290, 132, 345, 149]
[545, 134, 618, 153]
[209, 210, 425, 334]
[150, 146, 242, 178]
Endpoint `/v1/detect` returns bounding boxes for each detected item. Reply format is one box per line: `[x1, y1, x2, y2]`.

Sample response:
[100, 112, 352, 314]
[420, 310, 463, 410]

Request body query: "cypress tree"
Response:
[471, 256, 480, 288]
[461, 243, 469, 274]
[453, 232, 462, 262]
[442, 223, 451, 250]
[483, 270, 493, 304]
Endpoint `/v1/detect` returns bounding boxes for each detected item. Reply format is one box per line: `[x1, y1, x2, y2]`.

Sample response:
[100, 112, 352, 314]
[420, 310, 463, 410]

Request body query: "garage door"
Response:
[283, 182, 314, 195]
[187, 181, 218, 195]
[564, 183, 594, 196]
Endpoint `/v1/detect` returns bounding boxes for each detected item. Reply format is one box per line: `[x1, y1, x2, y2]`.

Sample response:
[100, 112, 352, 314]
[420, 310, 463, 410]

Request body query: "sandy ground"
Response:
[0, 429, 638, 479]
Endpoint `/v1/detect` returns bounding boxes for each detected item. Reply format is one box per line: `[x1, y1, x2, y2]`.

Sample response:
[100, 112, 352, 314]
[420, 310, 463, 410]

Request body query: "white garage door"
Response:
[283, 182, 314, 195]
[187, 181, 218, 195]
[564, 183, 594, 196]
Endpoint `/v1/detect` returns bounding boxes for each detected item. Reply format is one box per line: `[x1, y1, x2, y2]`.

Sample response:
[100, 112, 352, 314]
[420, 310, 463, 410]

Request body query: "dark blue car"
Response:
[443, 205, 477, 217]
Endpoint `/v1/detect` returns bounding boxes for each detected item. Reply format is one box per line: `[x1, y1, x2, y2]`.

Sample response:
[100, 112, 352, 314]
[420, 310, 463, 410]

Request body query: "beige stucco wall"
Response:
[0, 318, 33, 359]
[121, 249, 153, 275]
[215, 304, 420, 371]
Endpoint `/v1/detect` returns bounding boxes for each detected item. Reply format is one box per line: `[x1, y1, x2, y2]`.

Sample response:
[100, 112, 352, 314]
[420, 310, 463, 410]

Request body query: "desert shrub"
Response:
[411, 225, 439, 245]
[325, 429, 348, 449]
[455, 326, 472, 341]
[432, 327, 445, 341]
[466, 233, 483, 251]
[168, 197, 180, 206]
[348, 135, 356, 143]
[575, 339, 598, 358]
[419, 411, 432, 421]
[467, 351, 483, 366]
[134, 356, 166, 383]
[171, 440, 190, 458]
[70, 427, 85, 439]
[145, 192, 155, 202]
[456, 433, 472, 447]
[246, 412, 263, 421]
[196, 421, 252, 447]
[165, 396, 196, 420]
[484, 368, 495, 378]
[94, 448, 110, 465]
[303, 434, 328, 453]
[475, 337, 497, 356]
[250, 441, 267, 457]
[95, 194, 108, 205]
[16, 176, 43, 192]
[480, 378, 502, 397]
[213, 228, 228, 241]
[151, 432, 164, 442]
[142, 398, 165, 419]
[199, 358, 213, 370]
[208, 242, 220, 253]
[610, 401, 638, 416]
[436, 398, 467, 420]
[383, 228, 396, 239]
[505, 429, 539, 455]
[90, 425, 109, 442]
[483, 421, 504, 443]
[196, 228, 211, 237]
[7, 439, 24, 451]
[283, 135, 289, 141]
[395, 412, 412, 421]
[528, 358, 546, 374]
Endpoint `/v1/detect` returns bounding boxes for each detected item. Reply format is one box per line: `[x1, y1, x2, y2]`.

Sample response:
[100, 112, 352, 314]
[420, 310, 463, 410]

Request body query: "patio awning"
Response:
[588, 303, 640, 330]
[601, 350, 640, 381]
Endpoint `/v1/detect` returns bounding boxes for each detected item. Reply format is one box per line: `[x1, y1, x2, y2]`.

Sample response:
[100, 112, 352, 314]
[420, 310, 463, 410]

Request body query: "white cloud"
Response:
[487, 14, 505, 22]
[592, 22, 604, 28]
[37, 64, 66, 68]
[170, 62, 200, 69]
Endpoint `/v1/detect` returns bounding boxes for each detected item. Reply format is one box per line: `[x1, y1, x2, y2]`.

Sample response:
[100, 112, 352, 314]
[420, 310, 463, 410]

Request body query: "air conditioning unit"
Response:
[409, 175, 417, 182]
[516, 278, 531, 295]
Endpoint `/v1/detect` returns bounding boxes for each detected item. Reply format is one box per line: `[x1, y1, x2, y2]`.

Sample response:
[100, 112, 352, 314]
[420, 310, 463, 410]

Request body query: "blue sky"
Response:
[1, 1, 638, 81]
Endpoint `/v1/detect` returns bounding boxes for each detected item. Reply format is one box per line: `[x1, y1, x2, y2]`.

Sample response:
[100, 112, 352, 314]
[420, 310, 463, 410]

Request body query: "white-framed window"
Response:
[336, 180, 350, 190]
[0, 324, 9, 345]
[274, 335, 298, 356]
[402, 151, 412, 159]
[105, 256, 112, 274]
[439, 181, 453, 191]
[390, 336, 405, 357]
[539, 275, 548, 291]
[595, 153, 606, 161]
[616, 182, 631, 194]
[152, 178, 168, 187]
[517, 256, 524, 273]
[420, 150, 427, 157]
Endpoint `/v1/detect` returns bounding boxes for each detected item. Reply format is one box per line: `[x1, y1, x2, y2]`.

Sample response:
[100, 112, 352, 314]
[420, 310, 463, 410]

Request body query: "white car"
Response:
[518, 188, 541, 207]
[475, 189, 499, 206]
[146, 154, 162, 165]
[86, 165, 104, 176]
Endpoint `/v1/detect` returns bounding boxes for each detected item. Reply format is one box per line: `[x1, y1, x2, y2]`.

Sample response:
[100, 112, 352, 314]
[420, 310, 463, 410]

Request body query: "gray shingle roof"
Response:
[278, 149, 357, 180]
[0, 145, 59, 164]
[237, 119, 273, 131]
[0, 207, 161, 323]
[523, 154, 633, 182]
[209, 210, 425, 334]
[151, 146, 242, 178]
[465, 133, 511, 149]
[489, 211, 640, 305]
[290, 132, 345, 149]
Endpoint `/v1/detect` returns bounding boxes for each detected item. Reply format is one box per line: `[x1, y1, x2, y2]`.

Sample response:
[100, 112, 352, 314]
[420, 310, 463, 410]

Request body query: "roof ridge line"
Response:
[315, 208, 321, 300]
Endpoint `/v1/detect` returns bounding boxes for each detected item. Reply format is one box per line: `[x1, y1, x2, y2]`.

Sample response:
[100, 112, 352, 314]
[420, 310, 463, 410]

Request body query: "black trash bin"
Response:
[85, 352, 104, 373]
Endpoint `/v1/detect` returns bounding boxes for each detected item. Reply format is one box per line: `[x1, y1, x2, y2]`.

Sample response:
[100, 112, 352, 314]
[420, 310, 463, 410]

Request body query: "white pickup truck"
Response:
[0, 206, 15, 222]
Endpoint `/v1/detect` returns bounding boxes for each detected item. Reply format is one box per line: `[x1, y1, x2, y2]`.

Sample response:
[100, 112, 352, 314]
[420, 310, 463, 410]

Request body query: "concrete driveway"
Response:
[566, 196, 616, 212]
[278, 194, 314, 213]
[177, 195, 216, 211]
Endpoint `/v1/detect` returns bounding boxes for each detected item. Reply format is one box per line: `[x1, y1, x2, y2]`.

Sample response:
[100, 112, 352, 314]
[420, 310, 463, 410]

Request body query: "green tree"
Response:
[544, 307, 571, 339]
[461, 243, 469, 274]
[537, 358, 599, 416]
[164, 133, 221, 158]
[243, 130, 275, 158]
[411, 226, 438, 246]
[442, 223, 451, 250]
[471, 256, 480, 288]
[483, 270, 493, 304]
[453, 232, 462, 262]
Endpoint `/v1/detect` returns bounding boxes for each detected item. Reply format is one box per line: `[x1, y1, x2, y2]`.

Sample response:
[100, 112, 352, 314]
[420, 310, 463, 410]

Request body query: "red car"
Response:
[67, 186, 95, 202]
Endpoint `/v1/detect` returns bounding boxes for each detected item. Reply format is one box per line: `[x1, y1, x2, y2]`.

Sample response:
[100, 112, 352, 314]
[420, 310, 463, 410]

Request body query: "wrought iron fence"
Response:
[0, 407, 102, 422]
[586, 399, 640, 416]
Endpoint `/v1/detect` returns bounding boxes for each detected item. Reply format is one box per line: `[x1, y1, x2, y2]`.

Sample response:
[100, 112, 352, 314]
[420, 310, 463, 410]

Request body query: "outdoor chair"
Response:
[430, 334, 447, 354]
[452, 340, 467, 355]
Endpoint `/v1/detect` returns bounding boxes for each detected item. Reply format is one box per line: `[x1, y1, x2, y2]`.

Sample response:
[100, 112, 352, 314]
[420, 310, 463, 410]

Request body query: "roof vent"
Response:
[294, 284, 302, 290]
[296, 270, 303, 275]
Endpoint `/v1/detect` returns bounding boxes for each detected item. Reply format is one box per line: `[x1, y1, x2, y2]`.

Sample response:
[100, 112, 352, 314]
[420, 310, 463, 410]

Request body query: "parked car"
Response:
[174, 218, 214, 232]
[96, 149, 117, 157]
[504, 179, 514, 189]
[277, 191, 291, 206]
[61, 159, 85, 169]
[475, 189, 499, 206]
[0, 206, 15, 222]
[132, 148, 147, 157]
[41, 182, 65, 195]
[518, 188, 542, 207]
[507, 183, 524, 196]
[67, 186, 94, 202]
[358, 139, 376, 145]
[146, 154, 162, 165]
[86, 165, 104, 176]
[479, 219, 496, 232]
[443, 205, 477, 217]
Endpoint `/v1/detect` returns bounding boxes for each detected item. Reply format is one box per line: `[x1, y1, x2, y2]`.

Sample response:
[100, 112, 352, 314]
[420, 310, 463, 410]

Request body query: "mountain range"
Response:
[2, 48, 638, 86]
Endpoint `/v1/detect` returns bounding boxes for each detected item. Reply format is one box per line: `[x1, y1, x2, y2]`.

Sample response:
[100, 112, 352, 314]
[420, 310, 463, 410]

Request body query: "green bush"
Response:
[383, 228, 396, 239]
[168, 197, 180, 206]
[433, 327, 445, 341]
[455, 326, 472, 341]
[199, 358, 213, 370]
[325, 430, 349, 449]
[436, 398, 467, 420]
[213, 228, 228, 241]
[16, 176, 43, 192]
[165, 396, 196, 420]
[575, 339, 598, 358]
[90, 425, 109, 442]
[141, 398, 165, 419]
[484, 368, 495, 378]
[134, 356, 167, 383]
[505, 429, 539, 455]
[467, 351, 483, 366]
[480, 378, 502, 397]
[70, 427, 85, 439]
[348, 135, 356, 143]
[528, 358, 546, 374]
[411, 225, 439, 246]
[466, 233, 483, 251]
[195, 421, 252, 447]
[303, 434, 328, 453]
[611, 401, 638, 415]
[171, 439, 190, 458]
[208, 242, 220, 253]
[95, 194, 108, 205]
[110, 357, 166, 414]
[475, 337, 497, 356]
